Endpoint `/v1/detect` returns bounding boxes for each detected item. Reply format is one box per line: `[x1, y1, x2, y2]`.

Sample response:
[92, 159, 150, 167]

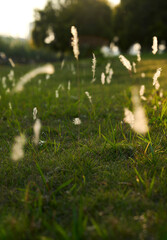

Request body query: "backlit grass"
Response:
[0, 54, 167, 240]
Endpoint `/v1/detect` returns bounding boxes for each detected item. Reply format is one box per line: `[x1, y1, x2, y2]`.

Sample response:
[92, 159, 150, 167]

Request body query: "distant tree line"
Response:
[32, 0, 114, 55]
[32, 0, 167, 53]
[114, 0, 167, 50]
[0, 36, 57, 64]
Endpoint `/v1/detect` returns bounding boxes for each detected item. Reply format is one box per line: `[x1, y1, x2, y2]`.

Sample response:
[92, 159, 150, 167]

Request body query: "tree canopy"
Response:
[114, 0, 167, 50]
[31, 0, 167, 53]
[32, 0, 113, 54]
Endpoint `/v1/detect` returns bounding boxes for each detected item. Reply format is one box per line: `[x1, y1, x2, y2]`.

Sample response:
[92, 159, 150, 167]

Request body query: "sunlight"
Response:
[0, 0, 47, 38]
[109, 0, 120, 5]
[0, 0, 120, 38]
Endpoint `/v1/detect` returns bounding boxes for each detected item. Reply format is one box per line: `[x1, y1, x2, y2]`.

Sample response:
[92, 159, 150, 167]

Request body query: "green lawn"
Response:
[0, 54, 167, 240]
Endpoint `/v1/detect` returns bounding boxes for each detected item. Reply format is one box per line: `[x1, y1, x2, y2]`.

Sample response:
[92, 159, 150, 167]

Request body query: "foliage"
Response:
[32, 0, 167, 52]
[32, 0, 113, 54]
[0, 36, 57, 63]
[114, 0, 167, 50]
[0, 54, 167, 239]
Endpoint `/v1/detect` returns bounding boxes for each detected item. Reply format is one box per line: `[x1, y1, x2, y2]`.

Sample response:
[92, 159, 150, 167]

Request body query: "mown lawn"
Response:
[0, 54, 167, 240]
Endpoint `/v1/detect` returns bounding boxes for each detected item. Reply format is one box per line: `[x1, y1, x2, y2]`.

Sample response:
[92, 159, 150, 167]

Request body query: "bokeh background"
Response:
[0, 0, 167, 62]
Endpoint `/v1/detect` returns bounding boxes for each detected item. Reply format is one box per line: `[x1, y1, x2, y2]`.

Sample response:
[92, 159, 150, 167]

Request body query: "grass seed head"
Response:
[33, 107, 38, 120]
[133, 105, 149, 134]
[33, 119, 41, 145]
[133, 62, 137, 73]
[132, 87, 149, 134]
[152, 36, 158, 54]
[105, 63, 111, 74]
[159, 89, 163, 98]
[71, 26, 80, 60]
[73, 118, 81, 125]
[139, 85, 146, 100]
[68, 81, 71, 91]
[8, 58, 15, 68]
[153, 68, 161, 90]
[119, 55, 132, 71]
[11, 134, 26, 161]
[9, 102, 12, 110]
[55, 90, 59, 98]
[92, 53, 96, 82]
[85, 91, 92, 104]
[124, 108, 135, 129]
[137, 52, 141, 62]
[101, 72, 105, 85]
[13, 64, 54, 92]
[124, 88, 149, 134]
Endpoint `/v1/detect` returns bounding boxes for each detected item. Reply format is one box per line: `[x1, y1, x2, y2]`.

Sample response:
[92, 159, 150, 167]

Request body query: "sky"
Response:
[0, 0, 120, 39]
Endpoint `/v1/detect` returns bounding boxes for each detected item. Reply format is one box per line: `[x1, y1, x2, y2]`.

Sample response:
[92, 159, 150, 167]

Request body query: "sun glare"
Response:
[0, 0, 120, 38]
[0, 0, 47, 38]
[109, 0, 120, 5]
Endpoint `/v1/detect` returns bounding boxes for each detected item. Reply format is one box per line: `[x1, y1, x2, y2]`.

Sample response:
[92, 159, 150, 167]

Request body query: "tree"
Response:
[114, 0, 167, 50]
[31, 0, 114, 54]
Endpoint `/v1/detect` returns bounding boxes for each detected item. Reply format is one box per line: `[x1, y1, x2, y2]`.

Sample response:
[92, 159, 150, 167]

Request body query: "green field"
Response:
[0, 54, 167, 240]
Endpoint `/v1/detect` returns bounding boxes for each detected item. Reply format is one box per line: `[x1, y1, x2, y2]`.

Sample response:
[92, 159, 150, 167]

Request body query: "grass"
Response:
[0, 53, 167, 239]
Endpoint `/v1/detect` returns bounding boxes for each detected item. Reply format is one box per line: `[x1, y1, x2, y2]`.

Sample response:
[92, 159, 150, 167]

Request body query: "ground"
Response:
[0, 54, 167, 240]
